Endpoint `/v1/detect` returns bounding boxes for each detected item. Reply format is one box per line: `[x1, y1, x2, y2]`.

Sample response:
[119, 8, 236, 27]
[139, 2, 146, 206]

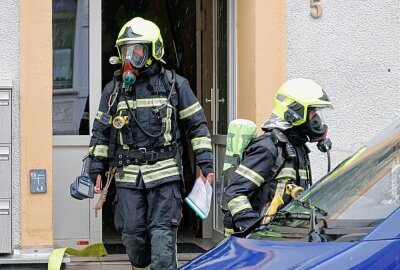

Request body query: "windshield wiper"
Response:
[308, 207, 324, 242]
[293, 199, 328, 242]
[293, 199, 328, 217]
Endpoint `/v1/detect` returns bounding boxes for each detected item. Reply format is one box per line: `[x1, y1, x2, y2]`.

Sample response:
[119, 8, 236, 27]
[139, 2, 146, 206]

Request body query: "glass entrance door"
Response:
[211, 0, 236, 240]
[52, 0, 102, 248]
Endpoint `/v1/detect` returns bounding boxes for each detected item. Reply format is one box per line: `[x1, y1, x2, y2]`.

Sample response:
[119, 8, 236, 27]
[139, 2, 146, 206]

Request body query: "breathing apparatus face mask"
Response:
[120, 43, 149, 87]
[306, 109, 328, 143]
[121, 43, 149, 68]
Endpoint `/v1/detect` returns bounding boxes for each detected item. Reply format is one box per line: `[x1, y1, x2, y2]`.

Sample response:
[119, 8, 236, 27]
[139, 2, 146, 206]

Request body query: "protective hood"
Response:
[261, 114, 293, 131]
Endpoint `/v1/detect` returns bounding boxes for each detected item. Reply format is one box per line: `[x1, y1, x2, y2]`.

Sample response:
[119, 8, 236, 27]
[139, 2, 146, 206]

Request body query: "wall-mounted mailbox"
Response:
[0, 85, 11, 144]
[0, 146, 11, 198]
[0, 199, 11, 253]
[0, 80, 12, 254]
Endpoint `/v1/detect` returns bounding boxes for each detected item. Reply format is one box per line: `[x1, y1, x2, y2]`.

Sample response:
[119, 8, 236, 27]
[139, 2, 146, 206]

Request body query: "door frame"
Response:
[209, 0, 237, 241]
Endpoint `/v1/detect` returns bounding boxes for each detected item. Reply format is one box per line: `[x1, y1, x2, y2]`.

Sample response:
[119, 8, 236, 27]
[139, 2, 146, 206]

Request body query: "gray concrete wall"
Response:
[287, 0, 400, 181]
[0, 0, 20, 248]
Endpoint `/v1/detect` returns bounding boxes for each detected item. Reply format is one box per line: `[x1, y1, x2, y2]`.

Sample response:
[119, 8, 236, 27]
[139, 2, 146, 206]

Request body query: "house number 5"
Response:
[310, 0, 322, 18]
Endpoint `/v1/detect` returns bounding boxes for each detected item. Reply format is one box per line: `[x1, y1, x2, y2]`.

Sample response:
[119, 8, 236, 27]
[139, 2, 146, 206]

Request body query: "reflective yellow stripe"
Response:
[95, 111, 112, 124]
[122, 144, 130, 150]
[275, 168, 297, 180]
[116, 165, 140, 183]
[142, 166, 180, 183]
[89, 145, 109, 158]
[118, 130, 123, 145]
[224, 228, 234, 236]
[82, 112, 89, 120]
[191, 137, 212, 151]
[124, 165, 140, 174]
[116, 173, 137, 183]
[117, 98, 168, 111]
[235, 165, 265, 187]
[299, 169, 308, 180]
[179, 102, 202, 119]
[140, 158, 177, 174]
[227, 195, 252, 216]
[275, 179, 287, 197]
[164, 105, 173, 145]
[137, 98, 168, 107]
[117, 100, 135, 111]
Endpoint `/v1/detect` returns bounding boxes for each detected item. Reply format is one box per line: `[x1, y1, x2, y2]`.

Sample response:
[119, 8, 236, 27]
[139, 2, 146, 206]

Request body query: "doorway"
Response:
[52, 0, 236, 251]
[100, 0, 202, 247]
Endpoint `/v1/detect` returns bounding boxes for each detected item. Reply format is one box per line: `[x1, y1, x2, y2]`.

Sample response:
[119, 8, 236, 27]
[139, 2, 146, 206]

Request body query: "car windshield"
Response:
[250, 138, 400, 242]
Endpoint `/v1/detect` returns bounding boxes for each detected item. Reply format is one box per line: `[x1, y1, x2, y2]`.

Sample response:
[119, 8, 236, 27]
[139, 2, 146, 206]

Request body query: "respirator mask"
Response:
[120, 43, 149, 87]
[306, 109, 328, 143]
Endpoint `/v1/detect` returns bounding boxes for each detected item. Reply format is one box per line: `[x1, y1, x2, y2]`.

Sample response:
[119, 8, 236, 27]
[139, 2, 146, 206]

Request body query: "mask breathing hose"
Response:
[317, 139, 332, 173]
[326, 148, 331, 173]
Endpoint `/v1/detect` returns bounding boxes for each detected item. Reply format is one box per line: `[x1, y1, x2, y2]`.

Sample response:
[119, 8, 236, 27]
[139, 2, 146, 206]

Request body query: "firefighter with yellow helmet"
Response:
[222, 78, 332, 234]
[88, 17, 214, 269]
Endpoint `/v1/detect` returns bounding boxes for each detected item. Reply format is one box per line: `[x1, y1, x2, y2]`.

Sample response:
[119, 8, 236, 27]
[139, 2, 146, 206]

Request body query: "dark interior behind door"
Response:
[101, 0, 202, 245]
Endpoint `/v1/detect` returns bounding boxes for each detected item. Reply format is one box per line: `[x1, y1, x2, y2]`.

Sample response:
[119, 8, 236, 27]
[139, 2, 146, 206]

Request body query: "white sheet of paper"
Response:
[184, 177, 213, 220]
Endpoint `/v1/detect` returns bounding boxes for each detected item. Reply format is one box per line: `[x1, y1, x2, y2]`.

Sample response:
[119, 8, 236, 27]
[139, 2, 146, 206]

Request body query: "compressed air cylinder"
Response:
[223, 119, 257, 171]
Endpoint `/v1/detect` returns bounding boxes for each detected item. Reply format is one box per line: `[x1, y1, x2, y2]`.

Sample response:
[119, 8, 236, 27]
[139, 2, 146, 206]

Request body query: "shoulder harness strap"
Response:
[266, 129, 295, 181]
[161, 67, 179, 106]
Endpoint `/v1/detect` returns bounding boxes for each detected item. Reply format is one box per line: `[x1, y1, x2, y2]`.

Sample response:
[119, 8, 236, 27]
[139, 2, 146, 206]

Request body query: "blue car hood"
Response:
[181, 236, 355, 270]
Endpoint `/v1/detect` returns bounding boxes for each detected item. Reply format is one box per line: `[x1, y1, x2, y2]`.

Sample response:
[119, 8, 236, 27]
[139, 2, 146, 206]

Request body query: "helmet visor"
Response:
[120, 43, 149, 69]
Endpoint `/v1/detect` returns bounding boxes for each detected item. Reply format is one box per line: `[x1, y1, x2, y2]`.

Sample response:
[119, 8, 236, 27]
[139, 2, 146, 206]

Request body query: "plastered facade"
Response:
[0, 0, 20, 248]
[287, 0, 400, 180]
[237, 0, 287, 128]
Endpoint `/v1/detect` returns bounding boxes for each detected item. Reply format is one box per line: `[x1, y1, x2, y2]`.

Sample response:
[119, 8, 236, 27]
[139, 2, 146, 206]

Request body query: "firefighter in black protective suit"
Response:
[88, 17, 214, 270]
[223, 78, 332, 234]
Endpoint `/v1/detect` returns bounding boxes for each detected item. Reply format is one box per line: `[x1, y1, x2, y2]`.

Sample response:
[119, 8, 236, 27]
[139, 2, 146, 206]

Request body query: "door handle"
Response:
[216, 89, 221, 123]
[204, 98, 212, 104]
[210, 88, 215, 123]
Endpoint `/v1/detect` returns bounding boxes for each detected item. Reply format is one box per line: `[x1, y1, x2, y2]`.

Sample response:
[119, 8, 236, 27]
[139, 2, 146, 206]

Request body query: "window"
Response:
[52, 0, 89, 135]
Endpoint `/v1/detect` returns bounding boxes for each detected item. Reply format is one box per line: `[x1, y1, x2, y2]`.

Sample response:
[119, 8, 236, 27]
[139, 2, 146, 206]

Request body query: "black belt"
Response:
[111, 144, 178, 166]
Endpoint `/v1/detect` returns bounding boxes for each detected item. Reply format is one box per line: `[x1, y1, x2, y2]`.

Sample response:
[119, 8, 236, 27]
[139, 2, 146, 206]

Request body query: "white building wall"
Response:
[287, 0, 400, 181]
[0, 0, 20, 247]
